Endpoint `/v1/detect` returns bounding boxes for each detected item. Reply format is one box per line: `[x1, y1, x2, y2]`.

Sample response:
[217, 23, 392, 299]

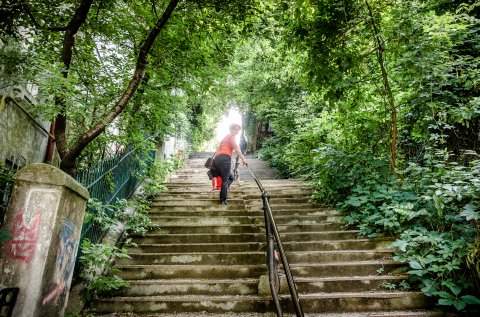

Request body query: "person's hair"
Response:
[229, 123, 241, 132]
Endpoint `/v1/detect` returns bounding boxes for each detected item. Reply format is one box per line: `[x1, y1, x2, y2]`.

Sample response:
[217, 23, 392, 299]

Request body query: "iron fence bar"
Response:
[246, 165, 304, 317]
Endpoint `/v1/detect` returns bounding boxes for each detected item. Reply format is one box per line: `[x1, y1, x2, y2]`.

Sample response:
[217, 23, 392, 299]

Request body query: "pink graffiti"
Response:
[7, 211, 42, 263]
[42, 280, 65, 305]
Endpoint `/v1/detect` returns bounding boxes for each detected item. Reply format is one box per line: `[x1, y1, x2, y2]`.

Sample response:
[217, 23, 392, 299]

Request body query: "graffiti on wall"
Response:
[7, 210, 42, 263]
[42, 219, 77, 306]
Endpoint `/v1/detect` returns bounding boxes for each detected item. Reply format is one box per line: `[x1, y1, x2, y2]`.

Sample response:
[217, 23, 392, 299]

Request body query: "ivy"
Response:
[78, 239, 131, 301]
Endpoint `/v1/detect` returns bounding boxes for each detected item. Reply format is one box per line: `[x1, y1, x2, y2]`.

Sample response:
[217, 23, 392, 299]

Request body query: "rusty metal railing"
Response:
[245, 165, 304, 317]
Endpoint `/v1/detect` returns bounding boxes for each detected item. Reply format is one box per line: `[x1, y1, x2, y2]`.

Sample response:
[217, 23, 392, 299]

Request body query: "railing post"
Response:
[0, 164, 89, 317]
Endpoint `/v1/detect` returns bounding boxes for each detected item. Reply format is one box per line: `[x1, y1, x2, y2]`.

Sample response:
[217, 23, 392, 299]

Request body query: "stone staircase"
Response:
[90, 154, 447, 316]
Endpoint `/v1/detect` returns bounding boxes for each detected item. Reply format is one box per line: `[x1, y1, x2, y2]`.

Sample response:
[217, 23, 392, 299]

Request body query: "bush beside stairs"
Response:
[90, 153, 451, 316]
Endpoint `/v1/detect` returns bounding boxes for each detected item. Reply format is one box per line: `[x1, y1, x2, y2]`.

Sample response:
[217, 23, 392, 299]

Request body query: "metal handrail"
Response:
[245, 164, 304, 317]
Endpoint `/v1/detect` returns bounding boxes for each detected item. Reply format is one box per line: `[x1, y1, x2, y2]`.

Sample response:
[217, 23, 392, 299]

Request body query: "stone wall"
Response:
[0, 87, 50, 168]
[157, 136, 187, 160]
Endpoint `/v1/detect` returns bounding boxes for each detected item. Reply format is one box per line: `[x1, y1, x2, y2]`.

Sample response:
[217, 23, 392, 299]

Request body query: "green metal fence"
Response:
[76, 146, 156, 244]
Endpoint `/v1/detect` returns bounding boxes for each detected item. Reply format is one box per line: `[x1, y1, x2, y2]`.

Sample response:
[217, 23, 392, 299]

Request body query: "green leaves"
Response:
[79, 238, 131, 299]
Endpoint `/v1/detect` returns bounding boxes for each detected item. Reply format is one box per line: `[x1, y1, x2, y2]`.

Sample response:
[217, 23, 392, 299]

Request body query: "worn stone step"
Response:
[132, 231, 360, 244]
[104, 275, 408, 298]
[128, 242, 266, 253]
[117, 250, 392, 266]
[286, 250, 393, 264]
[92, 291, 432, 314]
[146, 214, 343, 226]
[153, 193, 244, 200]
[92, 311, 456, 317]
[150, 199, 245, 207]
[115, 264, 267, 280]
[138, 225, 261, 235]
[148, 216, 256, 225]
[146, 210, 253, 216]
[242, 190, 313, 196]
[105, 278, 260, 297]
[243, 190, 312, 196]
[128, 239, 391, 253]
[92, 294, 274, 314]
[116, 252, 266, 265]
[288, 260, 405, 277]
[274, 224, 347, 232]
[291, 275, 408, 293]
[146, 209, 340, 218]
[150, 205, 248, 212]
[246, 204, 325, 211]
[245, 198, 319, 204]
[285, 291, 433, 313]
[253, 215, 344, 224]
[139, 223, 345, 235]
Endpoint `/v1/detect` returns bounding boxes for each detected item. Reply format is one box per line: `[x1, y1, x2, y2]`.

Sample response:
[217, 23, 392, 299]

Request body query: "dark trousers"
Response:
[213, 154, 234, 202]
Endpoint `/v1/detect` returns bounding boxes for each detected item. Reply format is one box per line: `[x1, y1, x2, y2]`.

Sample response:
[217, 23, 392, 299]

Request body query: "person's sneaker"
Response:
[221, 201, 228, 205]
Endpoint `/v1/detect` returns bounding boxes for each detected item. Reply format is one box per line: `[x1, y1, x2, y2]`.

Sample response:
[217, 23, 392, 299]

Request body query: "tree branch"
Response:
[64, 0, 181, 169]
[19, 0, 68, 31]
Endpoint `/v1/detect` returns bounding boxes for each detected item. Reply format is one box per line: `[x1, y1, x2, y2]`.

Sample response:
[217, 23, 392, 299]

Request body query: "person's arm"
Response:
[234, 148, 248, 166]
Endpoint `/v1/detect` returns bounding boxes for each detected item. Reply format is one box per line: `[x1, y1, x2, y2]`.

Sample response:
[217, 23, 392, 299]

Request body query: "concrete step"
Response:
[150, 205, 249, 212]
[92, 311, 455, 317]
[243, 193, 313, 200]
[114, 260, 404, 280]
[131, 231, 360, 244]
[116, 252, 266, 265]
[137, 225, 262, 235]
[92, 291, 432, 314]
[139, 223, 345, 234]
[288, 260, 405, 277]
[104, 275, 409, 298]
[117, 250, 392, 266]
[105, 278, 259, 297]
[153, 193, 245, 200]
[92, 294, 273, 314]
[127, 239, 391, 253]
[147, 214, 343, 226]
[147, 209, 341, 218]
[286, 292, 434, 313]
[291, 275, 409, 293]
[148, 216, 257, 226]
[150, 199, 246, 207]
[115, 264, 267, 280]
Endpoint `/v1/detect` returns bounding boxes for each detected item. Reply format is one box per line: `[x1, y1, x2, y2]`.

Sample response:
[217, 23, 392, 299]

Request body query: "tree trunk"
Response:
[54, 0, 95, 161]
[365, 0, 397, 173]
[252, 119, 262, 151]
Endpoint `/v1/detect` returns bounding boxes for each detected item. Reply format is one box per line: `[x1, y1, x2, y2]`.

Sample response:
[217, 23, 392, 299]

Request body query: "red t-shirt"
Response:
[215, 133, 239, 157]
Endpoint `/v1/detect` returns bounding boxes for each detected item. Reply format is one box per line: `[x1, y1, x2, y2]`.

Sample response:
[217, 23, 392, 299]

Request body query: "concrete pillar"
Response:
[0, 163, 89, 317]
